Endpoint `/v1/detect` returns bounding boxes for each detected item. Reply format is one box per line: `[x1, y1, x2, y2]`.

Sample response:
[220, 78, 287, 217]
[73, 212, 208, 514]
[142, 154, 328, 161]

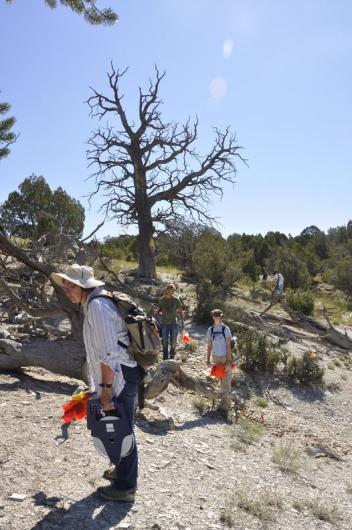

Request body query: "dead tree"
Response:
[87, 64, 245, 279]
[0, 230, 85, 367]
[260, 302, 352, 351]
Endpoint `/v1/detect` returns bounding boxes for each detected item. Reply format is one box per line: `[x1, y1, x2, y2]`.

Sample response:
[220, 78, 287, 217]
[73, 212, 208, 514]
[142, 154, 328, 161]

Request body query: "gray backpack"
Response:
[88, 291, 161, 368]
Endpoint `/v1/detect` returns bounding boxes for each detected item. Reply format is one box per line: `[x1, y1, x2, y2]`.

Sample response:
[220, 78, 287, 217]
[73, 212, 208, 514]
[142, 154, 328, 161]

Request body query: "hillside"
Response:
[0, 277, 352, 530]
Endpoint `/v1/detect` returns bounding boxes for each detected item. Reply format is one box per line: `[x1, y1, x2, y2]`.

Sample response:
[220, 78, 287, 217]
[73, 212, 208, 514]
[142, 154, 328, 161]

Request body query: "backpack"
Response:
[211, 325, 236, 350]
[88, 291, 161, 368]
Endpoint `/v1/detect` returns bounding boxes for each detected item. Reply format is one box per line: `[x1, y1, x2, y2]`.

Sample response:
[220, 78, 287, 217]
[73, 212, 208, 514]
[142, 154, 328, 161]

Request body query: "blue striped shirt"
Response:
[83, 287, 137, 397]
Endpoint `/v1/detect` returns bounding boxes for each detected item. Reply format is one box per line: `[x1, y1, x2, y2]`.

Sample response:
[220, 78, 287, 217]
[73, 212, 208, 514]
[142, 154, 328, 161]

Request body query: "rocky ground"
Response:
[0, 287, 352, 530]
[0, 314, 352, 530]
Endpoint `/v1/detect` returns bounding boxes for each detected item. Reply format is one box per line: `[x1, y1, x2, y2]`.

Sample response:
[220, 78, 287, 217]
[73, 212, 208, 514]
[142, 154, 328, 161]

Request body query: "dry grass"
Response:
[308, 500, 339, 524]
[231, 418, 265, 445]
[272, 441, 303, 473]
[237, 491, 283, 521]
[192, 396, 208, 415]
[220, 499, 236, 527]
[220, 490, 284, 527]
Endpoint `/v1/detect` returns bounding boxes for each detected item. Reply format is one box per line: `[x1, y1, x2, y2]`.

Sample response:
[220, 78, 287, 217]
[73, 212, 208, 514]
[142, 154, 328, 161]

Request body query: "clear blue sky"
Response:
[1, 0, 351, 240]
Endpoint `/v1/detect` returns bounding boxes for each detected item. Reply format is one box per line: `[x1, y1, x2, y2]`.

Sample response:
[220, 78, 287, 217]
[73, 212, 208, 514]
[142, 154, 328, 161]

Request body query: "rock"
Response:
[13, 312, 30, 324]
[30, 329, 47, 337]
[0, 327, 11, 339]
[8, 493, 27, 501]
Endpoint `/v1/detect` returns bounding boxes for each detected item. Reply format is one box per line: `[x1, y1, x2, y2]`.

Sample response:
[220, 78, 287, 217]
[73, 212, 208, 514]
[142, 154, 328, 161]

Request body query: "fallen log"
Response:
[0, 339, 221, 403]
[142, 360, 219, 401]
[261, 304, 352, 351]
[0, 336, 86, 380]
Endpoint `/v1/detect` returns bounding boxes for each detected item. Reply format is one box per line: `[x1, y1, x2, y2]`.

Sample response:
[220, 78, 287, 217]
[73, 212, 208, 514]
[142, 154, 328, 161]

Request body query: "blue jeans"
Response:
[161, 323, 178, 360]
[113, 364, 141, 491]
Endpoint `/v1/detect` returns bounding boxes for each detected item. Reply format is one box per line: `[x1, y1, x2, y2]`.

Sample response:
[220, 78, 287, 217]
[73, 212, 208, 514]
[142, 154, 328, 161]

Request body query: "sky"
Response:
[1, 0, 352, 241]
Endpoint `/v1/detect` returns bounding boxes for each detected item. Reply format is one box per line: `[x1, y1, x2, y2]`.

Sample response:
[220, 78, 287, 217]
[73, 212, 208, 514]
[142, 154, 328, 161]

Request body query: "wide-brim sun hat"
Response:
[51, 264, 105, 289]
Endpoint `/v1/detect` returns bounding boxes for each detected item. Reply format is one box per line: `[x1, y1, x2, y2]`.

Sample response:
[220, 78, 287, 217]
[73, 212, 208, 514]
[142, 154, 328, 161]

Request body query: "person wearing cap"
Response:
[51, 264, 140, 503]
[156, 283, 185, 360]
[206, 309, 233, 414]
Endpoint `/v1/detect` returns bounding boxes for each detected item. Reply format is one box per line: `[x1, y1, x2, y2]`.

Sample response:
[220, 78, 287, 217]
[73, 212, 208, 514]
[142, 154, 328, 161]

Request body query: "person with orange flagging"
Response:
[206, 308, 233, 414]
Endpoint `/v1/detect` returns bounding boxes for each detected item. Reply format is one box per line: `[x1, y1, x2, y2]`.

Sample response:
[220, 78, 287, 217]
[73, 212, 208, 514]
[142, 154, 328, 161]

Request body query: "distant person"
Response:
[76, 246, 87, 265]
[206, 309, 232, 414]
[273, 270, 284, 298]
[157, 284, 185, 360]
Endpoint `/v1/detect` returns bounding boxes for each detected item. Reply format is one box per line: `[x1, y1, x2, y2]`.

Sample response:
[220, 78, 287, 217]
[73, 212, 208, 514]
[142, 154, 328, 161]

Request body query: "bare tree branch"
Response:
[86, 65, 245, 278]
[80, 221, 105, 243]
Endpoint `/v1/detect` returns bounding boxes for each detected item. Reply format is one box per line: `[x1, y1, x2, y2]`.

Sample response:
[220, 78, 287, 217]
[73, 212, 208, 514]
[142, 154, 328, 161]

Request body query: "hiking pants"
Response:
[112, 364, 141, 491]
[219, 366, 232, 411]
[161, 323, 178, 360]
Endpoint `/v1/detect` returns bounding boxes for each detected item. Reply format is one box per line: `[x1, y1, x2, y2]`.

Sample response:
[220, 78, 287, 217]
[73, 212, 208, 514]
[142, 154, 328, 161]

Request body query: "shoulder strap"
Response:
[211, 325, 227, 341]
[87, 293, 112, 306]
[88, 291, 138, 319]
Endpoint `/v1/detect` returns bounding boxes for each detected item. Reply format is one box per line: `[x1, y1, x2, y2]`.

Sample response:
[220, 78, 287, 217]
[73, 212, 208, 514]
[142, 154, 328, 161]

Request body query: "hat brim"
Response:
[51, 272, 105, 289]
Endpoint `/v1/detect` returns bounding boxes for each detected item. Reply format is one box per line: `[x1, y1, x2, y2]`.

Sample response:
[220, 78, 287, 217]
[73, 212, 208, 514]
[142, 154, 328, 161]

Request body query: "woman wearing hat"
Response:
[51, 264, 140, 503]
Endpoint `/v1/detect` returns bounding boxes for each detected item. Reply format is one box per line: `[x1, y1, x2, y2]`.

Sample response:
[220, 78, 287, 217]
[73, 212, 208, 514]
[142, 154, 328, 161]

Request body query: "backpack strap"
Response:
[138, 320, 145, 350]
[87, 293, 112, 305]
[211, 325, 227, 342]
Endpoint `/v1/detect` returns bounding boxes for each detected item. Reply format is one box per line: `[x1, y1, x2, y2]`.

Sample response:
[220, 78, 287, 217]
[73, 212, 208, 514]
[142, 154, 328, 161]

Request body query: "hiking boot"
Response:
[103, 466, 118, 481]
[96, 485, 136, 503]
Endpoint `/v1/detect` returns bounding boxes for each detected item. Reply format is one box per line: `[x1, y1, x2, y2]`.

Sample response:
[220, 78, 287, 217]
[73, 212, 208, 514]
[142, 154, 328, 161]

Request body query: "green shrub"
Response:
[194, 280, 225, 323]
[237, 329, 285, 373]
[332, 258, 352, 298]
[273, 249, 312, 289]
[231, 418, 265, 445]
[285, 289, 315, 316]
[256, 398, 268, 408]
[286, 352, 324, 385]
[193, 231, 241, 323]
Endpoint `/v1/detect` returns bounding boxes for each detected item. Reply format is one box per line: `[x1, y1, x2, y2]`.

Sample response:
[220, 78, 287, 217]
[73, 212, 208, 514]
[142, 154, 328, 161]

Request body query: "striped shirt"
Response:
[83, 287, 137, 398]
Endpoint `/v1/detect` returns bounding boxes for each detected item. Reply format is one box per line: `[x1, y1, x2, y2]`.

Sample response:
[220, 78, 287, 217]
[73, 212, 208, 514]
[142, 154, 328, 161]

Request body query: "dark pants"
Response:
[161, 323, 178, 360]
[113, 364, 141, 491]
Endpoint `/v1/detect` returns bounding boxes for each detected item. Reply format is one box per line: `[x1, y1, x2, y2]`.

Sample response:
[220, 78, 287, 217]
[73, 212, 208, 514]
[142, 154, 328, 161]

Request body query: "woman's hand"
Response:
[100, 387, 114, 411]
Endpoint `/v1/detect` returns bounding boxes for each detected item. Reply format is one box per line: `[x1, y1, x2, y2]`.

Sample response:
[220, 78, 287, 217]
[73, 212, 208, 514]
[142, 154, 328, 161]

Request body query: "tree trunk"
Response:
[0, 341, 222, 403]
[0, 337, 86, 380]
[136, 210, 156, 279]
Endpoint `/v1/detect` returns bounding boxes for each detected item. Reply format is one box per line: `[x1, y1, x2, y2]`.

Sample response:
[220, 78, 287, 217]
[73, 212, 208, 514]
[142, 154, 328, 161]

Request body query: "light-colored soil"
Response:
[1, 284, 352, 530]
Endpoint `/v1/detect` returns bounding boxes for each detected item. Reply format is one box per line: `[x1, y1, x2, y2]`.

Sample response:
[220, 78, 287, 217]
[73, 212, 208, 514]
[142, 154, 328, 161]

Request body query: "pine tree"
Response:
[4, 0, 118, 25]
[0, 101, 16, 161]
